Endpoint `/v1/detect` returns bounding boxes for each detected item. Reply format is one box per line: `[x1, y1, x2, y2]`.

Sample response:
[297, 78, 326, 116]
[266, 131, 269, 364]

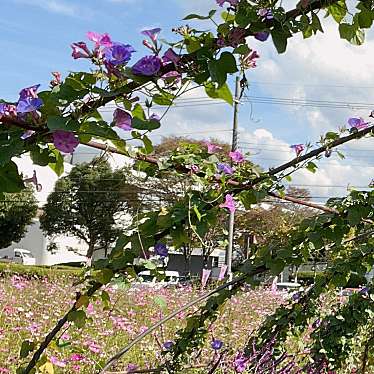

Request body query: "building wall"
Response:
[3, 219, 87, 266]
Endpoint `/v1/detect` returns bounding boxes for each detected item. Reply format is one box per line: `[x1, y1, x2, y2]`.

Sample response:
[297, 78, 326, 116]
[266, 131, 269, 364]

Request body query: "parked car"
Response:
[133, 270, 180, 288]
[0, 248, 36, 265]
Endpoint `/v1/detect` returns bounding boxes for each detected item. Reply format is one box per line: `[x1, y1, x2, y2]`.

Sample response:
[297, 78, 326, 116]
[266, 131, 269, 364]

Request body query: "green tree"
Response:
[40, 158, 141, 258]
[0, 188, 38, 249]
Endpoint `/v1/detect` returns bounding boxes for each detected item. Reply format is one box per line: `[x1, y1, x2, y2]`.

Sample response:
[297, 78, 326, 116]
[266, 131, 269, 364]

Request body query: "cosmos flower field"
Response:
[0, 273, 283, 373]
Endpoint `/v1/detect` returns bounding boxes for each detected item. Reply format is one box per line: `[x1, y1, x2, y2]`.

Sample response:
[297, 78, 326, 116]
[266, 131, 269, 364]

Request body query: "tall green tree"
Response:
[40, 158, 141, 258]
[0, 188, 38, 249]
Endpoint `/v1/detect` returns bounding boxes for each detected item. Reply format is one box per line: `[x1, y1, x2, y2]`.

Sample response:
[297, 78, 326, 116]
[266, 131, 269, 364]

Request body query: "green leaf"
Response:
[221, 11, 236, 22]
[47, 116, 79, 131]
[132, 104, 146, 120]
[141, 134, 154, 154]
[0, 162, 25, 193]
[30, 147, 56, 166]
[48, 148, 64, 176]
[205, 82, 233, 105]
[306, 161, 317, 173]
[20, 340, 35, 359]
[357, 10, 373, 28]
[80, 121, 119, 140]
[144, 260, 157, 270]
[153, 295, 167, 310]
[132, 118, 161, 131]
[153, 93, 173, 106]
[328, 0, 347, 23]
[0, 136, 24, 166]
[93, 268, 114, 284]
[339, 23, 364, 45]
[67, 310, 87, 328]
[271, 29, 288, 54]
[311, 12, 324, 32]
[193, 205, 202, 221]
[183, 9, 216, 20]
[208, 52, 238, 87]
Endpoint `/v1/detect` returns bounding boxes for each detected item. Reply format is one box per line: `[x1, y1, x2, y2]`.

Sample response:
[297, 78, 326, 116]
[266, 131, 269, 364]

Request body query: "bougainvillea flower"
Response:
[141, 28, 161, 42]
[229, 150, 245, 163]
[52, 130, 79, 154]
[233, 352, 249, 373]
[163, 341, 174, 350]
[219, 194, 236, 213]
[87, 31, 112, 47]
[211, 339, 223, 350]
[217, 163, 234, 175]
[132, 55, 162, 76]
[71, 42, 91, 59]
[113, 109, 132, 131]
[204, 141, 222, 153]
[154, 242, 168, 257]
[104, 43, 135, 65]
[254, 31, 270, 41]
[290, 144, 304, 156]
[348, 117, 368, 130]
[163, 48, 181, 65]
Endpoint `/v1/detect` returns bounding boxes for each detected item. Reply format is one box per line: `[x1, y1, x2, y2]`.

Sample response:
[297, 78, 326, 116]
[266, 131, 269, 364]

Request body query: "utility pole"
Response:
[226, 75, 241, 282]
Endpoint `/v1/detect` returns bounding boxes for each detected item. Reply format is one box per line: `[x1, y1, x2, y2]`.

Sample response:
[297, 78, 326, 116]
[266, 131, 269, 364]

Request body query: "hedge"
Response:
[0, 262, 82, 280]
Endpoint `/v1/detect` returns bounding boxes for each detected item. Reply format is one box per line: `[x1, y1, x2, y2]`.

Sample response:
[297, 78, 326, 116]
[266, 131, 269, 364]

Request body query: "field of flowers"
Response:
[0, 272, 284, 373]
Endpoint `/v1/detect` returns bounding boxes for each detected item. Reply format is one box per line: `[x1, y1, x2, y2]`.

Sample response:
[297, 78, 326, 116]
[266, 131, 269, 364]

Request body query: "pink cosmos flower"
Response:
[204, 141, 222, 153]
[113, 109, 132, 131]
[219, 194, 236, 213]
[290, 144, 304, 156]
[229, 150, 245, 163]
[70, 353, 84, 362]
[52, 130, 79, 154]
[49, 356, 67, 367]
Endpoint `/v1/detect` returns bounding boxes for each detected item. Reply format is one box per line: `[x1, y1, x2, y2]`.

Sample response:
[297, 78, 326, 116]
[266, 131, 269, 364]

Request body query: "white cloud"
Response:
[14, 0, 86, 17]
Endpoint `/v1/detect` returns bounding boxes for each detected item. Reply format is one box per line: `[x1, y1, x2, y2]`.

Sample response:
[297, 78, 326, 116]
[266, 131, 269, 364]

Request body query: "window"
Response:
[212, 257, 219, 267]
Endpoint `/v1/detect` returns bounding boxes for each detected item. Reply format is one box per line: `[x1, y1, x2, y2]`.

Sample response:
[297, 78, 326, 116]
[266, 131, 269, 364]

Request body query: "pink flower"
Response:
[219, 194, 236, 213]
[0, 368, 10, 373]
[72, 365, 81, 372]
[70, 353, 84, 362]
[71, 42, 91, 59]
[190, 165, 199, 173]
[229, 150, 245, 163]
[50, 356, 67, 367]
[87, 31, 112, 47]
[52, 130, 79, 154]
[113, 109, 132, 131]
[141, 28, 161, 43]
[204, 141, 222, 153]
[86, 341, 101, 354]
[290, 144, 304, 156]
[127, 364, 138, 373]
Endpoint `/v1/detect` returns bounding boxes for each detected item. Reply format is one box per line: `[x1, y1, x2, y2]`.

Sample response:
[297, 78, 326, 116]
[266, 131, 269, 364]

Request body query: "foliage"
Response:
[40, 158, 141, 258]
[0, 0, 373, 372]
[0, 188, 37, 249]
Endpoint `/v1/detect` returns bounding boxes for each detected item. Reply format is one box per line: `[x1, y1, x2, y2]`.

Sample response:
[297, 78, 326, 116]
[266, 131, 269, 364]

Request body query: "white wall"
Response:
[4, 219, 87, 266]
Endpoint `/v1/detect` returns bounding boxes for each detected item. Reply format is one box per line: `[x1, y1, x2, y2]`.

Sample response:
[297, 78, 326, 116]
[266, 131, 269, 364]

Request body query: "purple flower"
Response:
[292, 292, 301, 301]
[126, 364, 138, 373]
[228, 27, 246, 48]
[217, 37, 226, 47]
[216, 0, 239, 7]
[258, 8, 273, 19]
[150, 113, 161, 122]
[312, 318, 321, 329]
[211, 339, 223, 350]
[17, 84, 43, 113]
[114, 109, 132, 131]
[254, 31, 270, 41]
[359, 286, 369, 295]
[52, 130, 79, 154]
[87, 31, 113, 47]
[163, 341, 174, 350]
[141, 28, 161, 42]
[217, 163, 234, 175]
[0, 103, 17, 118]
[348, 117, 368, 130]
[154, 243, 168, 257]
[229, 150, 245, 163]
[20, 130, 35, 140]
[233, 352, 249, 373]
[132, 55, 162, 76]
[17, 98, 43, 113]
[163, 48, 181, 65]
[290, 144, 304, 156]
[204, 141, 222, 153]
[219, 194, 236, 213]
[71, 42, 91, 59]
[161, 71, 181, 82]
[104, 42, 135, 66]
[190, 165, 200, 173]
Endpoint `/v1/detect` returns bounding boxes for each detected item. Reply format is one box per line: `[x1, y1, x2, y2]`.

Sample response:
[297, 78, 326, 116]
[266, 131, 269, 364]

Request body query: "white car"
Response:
[0, 248, 36, 265]
[134, 270, 180, 288]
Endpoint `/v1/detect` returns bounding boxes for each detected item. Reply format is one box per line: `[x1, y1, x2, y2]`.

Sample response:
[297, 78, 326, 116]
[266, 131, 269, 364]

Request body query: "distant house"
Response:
[2, 219, 87, 266]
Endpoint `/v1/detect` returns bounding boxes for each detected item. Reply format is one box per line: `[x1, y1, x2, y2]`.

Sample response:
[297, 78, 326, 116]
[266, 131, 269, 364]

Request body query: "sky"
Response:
[1, 0, 374, 204]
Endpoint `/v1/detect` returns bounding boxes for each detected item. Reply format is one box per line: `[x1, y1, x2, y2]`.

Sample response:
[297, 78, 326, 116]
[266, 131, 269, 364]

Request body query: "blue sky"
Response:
[2, 0, 374, 202]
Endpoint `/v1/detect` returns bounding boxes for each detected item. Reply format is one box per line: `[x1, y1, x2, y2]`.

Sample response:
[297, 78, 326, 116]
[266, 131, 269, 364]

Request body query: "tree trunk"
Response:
[86, 241, 95, 259]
